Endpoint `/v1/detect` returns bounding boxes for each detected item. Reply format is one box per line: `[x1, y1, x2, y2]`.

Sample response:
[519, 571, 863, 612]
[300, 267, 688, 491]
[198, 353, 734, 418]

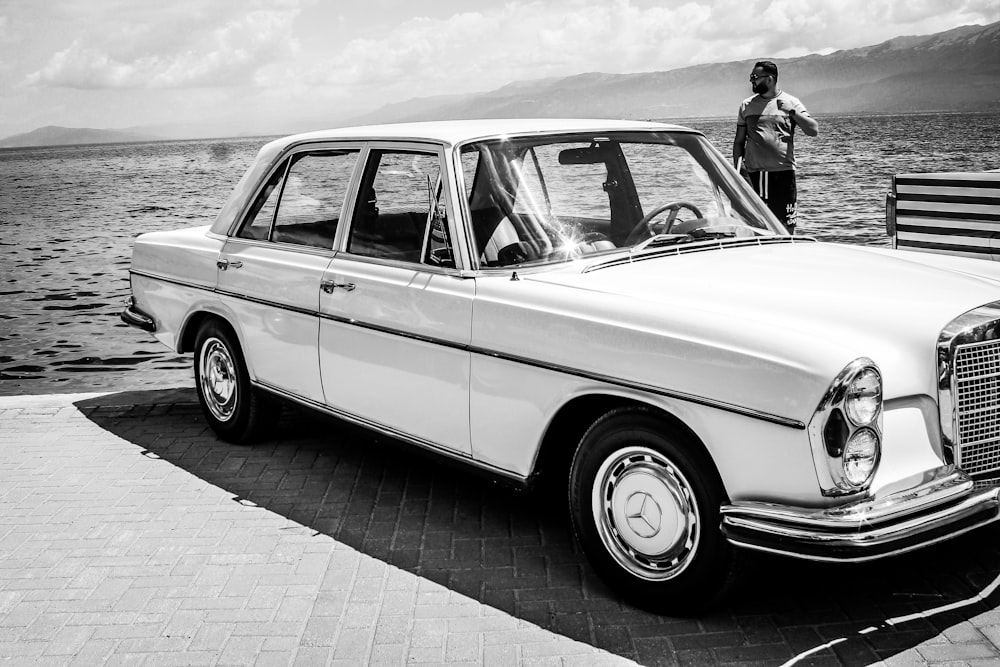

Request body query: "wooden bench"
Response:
[886, 172, 1000, 259]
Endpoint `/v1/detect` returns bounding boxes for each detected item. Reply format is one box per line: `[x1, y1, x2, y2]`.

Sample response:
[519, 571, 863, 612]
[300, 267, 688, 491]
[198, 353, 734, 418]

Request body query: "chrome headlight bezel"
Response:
[808, 358, 883, 496]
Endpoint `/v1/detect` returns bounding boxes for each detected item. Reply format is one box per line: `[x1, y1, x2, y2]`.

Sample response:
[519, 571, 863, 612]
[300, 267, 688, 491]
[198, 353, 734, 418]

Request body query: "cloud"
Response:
[288, 0, 999, 105]
[696, 0, 1000, 58]
[24, 6, 301, 89]
[11, 0, 999, 128]
[290, 1, 707, 97]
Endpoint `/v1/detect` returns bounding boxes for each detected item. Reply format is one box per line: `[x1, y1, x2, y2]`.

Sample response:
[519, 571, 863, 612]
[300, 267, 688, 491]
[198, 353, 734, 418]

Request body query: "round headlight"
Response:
[843, 428, 880, 486]
[845, 367, 882, 425]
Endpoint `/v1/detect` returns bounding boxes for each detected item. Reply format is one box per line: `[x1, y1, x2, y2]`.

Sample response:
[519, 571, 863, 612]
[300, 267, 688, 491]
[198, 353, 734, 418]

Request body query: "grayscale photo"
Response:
[1, 1, 999, 665]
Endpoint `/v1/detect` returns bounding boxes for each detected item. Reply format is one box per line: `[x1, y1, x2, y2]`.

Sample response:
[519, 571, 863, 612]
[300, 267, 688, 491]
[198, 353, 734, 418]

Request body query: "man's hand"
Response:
[775, 98, 819, 136]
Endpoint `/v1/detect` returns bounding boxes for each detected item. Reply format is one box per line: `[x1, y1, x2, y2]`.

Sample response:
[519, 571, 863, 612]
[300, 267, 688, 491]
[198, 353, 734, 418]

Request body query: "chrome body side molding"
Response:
[124, 270, 805, 431]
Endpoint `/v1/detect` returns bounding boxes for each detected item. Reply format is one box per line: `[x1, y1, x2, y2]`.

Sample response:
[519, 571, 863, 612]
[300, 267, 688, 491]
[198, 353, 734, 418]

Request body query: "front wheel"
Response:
[568, 409, 738, 614]
[194, 320, 279, 443]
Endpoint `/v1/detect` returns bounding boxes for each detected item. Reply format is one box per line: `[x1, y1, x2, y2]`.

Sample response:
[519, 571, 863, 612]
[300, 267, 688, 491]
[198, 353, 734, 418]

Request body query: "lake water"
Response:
[1, 111, 998, 396]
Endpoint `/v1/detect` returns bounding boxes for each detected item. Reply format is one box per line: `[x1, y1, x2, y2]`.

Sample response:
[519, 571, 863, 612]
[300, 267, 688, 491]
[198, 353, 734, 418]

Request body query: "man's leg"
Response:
[775, 170, 798, 234]
[750, 171, 787, 229]
[758, 170, 797, 234]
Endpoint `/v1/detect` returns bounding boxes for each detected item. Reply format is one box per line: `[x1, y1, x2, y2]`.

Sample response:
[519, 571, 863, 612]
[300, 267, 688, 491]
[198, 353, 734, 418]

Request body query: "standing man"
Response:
[733, 60, 818, 234]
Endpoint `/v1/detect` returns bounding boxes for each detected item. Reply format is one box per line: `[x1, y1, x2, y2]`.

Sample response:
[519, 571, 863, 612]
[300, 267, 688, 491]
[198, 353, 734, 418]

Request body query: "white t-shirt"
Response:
[737, 91, 808, 172]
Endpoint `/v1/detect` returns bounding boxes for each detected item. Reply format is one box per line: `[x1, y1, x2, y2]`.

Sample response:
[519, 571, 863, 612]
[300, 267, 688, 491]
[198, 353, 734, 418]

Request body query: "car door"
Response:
[218, 145, 361, 402]
[319, 143, 474, 455]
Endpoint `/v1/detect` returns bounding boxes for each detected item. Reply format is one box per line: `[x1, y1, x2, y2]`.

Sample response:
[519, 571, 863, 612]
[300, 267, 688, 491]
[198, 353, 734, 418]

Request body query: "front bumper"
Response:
[720, 466, 1000, 562]
[120, 297, 156, 332]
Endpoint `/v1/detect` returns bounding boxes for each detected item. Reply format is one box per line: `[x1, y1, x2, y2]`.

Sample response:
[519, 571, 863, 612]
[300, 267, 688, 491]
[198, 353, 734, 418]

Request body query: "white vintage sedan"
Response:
[123, 119, 1000, 614]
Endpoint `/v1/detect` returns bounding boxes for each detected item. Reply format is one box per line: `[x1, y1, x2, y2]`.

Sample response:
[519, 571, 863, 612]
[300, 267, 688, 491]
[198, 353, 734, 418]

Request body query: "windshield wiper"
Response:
[687, 228, 740, 240]
[630, 227, 744, 253]
[630, 233, 692, 252]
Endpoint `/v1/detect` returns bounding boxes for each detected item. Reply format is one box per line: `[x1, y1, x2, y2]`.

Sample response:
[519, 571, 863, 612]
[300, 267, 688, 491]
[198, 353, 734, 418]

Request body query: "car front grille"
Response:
[954, 339, 1000, 476]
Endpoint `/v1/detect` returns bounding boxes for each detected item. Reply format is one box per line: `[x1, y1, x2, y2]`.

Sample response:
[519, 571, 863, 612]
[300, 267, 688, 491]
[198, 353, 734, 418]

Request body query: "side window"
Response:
[236, 150, 358, 248]
[423, 176, 454, 267]
[238, 162, 286, 241]
[346, 149, 454, 267]
[460, 150, 480, 201]
[272, 151, 358, 248]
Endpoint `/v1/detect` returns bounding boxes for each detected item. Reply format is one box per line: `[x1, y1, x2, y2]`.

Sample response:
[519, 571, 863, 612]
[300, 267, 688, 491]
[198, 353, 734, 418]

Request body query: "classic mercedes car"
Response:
[122, 119, 1000, 614]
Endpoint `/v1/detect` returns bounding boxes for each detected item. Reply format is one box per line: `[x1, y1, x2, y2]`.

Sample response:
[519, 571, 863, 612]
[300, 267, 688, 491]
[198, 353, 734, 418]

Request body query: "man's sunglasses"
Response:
[749, 74, 772, 82]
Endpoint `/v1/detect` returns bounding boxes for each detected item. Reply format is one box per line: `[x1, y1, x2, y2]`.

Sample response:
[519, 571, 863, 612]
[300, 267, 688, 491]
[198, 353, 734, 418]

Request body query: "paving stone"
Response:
[916, 642, 1000, 661]
[370, 642, 407, 666]
[2, 392, 1000, 666]
[446, 632, 482, 662]
[290, 645, 331, 665]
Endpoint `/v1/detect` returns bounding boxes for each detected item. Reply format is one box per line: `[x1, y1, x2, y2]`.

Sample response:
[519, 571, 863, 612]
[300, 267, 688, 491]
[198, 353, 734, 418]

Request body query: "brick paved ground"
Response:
[1, 389, 999, 666]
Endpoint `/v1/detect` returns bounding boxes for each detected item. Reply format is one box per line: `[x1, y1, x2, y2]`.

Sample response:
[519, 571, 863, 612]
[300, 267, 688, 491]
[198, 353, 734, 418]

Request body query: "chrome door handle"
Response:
[321, 280, 355, 293]
[217, 258, 243, 270]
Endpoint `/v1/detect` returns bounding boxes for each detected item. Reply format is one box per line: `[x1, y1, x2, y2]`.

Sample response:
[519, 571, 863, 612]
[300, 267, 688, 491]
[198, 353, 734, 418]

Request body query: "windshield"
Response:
[459, 131, 784, 268]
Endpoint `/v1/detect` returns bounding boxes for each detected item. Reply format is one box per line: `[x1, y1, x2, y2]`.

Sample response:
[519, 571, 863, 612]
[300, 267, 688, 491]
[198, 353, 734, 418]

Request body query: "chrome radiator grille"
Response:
[954, 339, 1000, 475]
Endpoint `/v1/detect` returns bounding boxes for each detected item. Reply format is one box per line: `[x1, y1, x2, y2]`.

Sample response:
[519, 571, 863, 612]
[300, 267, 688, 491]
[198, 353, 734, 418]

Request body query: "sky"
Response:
[1, 0, 998, 139]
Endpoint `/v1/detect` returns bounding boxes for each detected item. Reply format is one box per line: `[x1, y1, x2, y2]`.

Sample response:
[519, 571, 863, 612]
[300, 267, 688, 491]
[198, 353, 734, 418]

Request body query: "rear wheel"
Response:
[568, 408, 738, 614]
[194, 320, 279, 443]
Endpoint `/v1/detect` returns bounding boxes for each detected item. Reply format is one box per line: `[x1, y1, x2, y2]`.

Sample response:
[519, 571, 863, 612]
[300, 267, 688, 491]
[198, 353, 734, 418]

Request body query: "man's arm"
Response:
[790, 109, 819, 136]
[776, 98, 819, 136]
[733, 124, 747, 168]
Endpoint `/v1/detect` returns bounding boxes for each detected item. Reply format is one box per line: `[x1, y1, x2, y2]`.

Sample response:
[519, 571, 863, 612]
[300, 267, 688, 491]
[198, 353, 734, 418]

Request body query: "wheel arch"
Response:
[532, 393, 727, 500]
[180, 310, 240, 355]
[179, 311, 214, 353]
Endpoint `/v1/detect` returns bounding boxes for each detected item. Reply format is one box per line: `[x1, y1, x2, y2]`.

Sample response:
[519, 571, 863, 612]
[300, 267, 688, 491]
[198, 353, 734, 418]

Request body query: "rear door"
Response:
[218, 145, 361, 401]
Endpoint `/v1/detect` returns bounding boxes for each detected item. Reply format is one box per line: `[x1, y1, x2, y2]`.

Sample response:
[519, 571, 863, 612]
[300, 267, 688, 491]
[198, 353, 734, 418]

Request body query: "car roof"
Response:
[273, 118, 697, 149]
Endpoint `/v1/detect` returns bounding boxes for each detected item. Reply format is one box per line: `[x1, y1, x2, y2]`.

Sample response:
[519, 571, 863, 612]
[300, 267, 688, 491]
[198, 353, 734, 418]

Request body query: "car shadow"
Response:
[76, 389, 1000, 666]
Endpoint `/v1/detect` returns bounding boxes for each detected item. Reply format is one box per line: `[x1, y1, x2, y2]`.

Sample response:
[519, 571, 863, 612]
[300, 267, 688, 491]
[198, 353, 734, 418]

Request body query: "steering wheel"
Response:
[625, 201, 704, 245]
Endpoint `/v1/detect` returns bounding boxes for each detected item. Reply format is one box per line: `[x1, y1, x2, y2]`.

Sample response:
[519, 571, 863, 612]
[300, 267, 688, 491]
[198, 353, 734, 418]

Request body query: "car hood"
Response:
[523, 241, 1000, 402]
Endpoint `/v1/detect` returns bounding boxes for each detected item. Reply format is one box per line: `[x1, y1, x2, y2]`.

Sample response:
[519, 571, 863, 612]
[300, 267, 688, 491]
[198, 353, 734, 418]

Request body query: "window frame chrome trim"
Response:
[225, 140, 367, 240]
[339, 140, 469, 272]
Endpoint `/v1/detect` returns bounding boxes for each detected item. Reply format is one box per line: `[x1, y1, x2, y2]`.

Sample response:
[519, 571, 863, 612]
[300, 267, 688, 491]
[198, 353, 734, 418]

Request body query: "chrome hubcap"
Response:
[592, 446, 699, 580]
[199, 337, 237, 422]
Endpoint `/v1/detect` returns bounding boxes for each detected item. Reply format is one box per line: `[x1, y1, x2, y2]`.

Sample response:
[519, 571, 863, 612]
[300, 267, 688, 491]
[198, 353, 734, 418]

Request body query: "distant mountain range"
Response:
[354, 20, 1000, 123]
[0, 125, 158, 148]
[3, 20, 997, 148]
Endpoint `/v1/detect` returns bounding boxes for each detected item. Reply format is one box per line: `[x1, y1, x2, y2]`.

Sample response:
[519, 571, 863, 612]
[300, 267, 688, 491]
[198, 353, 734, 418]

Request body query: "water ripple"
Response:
[1, 113, 998, 396]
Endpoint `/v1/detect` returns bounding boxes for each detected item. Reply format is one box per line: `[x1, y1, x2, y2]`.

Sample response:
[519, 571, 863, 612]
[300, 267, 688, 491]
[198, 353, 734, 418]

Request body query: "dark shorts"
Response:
[749, 170, 797, 230]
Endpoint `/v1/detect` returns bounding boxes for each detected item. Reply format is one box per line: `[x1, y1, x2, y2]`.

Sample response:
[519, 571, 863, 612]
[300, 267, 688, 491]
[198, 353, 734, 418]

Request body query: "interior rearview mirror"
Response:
[558, 147, 607, 165]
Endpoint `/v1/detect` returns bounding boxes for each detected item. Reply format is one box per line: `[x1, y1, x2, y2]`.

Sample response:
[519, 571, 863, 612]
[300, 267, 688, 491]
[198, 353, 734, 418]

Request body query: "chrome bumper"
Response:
[120, 298, 156, 332]
[720, 466, 1000, 562]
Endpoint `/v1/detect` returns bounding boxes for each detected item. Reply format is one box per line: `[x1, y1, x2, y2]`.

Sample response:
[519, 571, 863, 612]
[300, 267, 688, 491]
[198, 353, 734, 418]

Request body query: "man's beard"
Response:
[752, 81, 768, 94]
